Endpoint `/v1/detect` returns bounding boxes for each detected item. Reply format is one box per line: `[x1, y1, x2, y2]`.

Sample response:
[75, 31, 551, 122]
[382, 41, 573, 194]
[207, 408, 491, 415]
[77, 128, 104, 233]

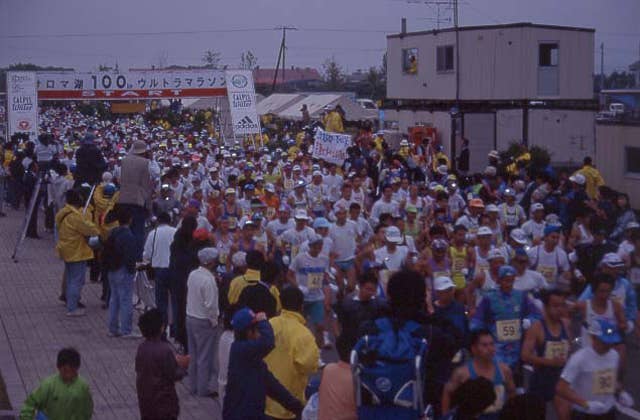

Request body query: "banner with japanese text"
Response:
[36, 70, 227, 100]
[7, 72, 38, 140]
[312, 128, 352, 165]
[225, 70, 260, 136]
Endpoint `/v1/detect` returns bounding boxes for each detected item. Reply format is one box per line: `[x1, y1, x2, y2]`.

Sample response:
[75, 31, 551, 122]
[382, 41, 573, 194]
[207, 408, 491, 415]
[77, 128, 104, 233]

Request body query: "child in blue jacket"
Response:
[222, 308, 304, 420]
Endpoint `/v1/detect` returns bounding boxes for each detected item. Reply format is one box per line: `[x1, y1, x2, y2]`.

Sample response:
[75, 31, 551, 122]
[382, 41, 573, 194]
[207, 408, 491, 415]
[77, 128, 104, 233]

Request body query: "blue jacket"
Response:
[470, 289, 541, 369]
[578, 276, 637, 322]
[222, 320, 302, 420]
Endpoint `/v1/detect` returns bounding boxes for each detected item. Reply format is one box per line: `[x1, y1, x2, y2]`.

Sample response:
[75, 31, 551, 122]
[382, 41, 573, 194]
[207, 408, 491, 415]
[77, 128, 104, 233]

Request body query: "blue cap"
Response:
[544, 224, 562, 236]
[231, 308, 257, 332]
[588, 319, 621, 344]
[498, 265, 517, 279]
[244, 183, 255, 191]
[312, 217, 330, 229]
[103, 183, 117, 197]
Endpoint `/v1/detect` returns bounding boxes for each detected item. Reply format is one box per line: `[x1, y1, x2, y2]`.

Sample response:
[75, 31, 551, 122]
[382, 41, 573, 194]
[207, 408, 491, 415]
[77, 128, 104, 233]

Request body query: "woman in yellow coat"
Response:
[55, 189, 100, 316]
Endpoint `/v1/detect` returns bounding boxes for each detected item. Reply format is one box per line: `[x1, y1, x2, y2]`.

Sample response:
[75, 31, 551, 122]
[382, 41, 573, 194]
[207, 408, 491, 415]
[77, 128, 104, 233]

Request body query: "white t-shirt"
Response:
[560, 346, 619, 413]
[266, 218, 294, 237]
[370, 199, 400, 225]
[522, 219, 546, 242]
[514, 269, 549, 292]
[374, 246, 409, 271]
[329, 221, 359, 262]
[527, 245, 570, 285]
[617, 240, 634, 260]
[290, 252, 329, 302]
[299, 236, 333, 260]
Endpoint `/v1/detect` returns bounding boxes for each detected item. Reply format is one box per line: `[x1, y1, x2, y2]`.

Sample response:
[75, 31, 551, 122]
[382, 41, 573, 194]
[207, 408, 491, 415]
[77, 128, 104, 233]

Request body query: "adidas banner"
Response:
[312, 128, 352, 165]
[225, 70, 260, 136]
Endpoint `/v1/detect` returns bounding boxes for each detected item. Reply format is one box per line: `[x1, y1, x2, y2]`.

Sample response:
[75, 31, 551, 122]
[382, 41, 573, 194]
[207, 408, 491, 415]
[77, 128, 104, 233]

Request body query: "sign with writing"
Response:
[312, 128, 352, 165]
[7, 72, 38, 140]
[225, 70, 260, 135]
[36, 70, 227, 100]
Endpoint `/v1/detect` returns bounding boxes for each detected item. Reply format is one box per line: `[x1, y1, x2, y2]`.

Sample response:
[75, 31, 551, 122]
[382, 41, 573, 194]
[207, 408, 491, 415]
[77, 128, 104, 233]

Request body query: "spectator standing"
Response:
[74, 133, 106, 187]
[186, 247, 220, 397]
[118, 140, 153, 260]
[104, 206, 140, 338]
[55, 189, 100, 317]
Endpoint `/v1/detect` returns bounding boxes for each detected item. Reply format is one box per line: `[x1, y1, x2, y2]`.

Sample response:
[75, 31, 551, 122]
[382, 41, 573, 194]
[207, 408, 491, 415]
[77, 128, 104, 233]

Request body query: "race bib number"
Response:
[537, 266, 556, 283]
[308, 272, 323, 290]
[284, 179, 294, 190]
[496, 319, 521, 342]
[544, 341, 568, 360]
[485, 384, 505, 413]
[592, 369, 616, 395]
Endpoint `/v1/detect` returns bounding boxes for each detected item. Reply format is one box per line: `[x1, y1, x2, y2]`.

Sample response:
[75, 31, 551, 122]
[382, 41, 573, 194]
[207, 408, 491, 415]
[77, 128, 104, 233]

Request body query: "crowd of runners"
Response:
[2, 102, 638, 419]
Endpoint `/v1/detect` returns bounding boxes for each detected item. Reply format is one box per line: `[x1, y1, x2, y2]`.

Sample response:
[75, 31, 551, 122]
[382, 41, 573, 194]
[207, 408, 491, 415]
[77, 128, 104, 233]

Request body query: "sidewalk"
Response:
[0, 207, 220, 419]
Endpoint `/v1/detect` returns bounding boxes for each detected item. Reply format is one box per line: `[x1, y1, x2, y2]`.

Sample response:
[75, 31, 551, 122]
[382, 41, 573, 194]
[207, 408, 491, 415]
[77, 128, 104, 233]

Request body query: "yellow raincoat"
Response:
[264, 310, 319, 419]
[55, 205, 100, 262]
[324, 111, 344, 133]
[577, 165, 605, 199]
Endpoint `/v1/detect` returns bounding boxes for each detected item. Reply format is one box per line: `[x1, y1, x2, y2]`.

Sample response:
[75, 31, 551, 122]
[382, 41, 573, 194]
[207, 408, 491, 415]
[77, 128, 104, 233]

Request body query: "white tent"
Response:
[277, 94, 375, 122]
[256, 94, 304, 116]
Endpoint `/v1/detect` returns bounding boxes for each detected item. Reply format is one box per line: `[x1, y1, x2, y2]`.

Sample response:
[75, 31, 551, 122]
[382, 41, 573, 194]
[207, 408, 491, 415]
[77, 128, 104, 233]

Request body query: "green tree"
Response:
[240, 51, 258, 70]
[365, 66, 385, 100]
[202, 50, 222, 69]
[322, 56, 345, 90]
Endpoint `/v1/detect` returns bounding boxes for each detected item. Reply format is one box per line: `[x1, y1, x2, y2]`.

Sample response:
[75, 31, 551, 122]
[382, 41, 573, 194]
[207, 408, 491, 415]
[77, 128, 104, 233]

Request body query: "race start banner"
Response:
[225, 70, 260, 136]
[312, 128, 352, 165]
[36, 70, 227, 100]
[7, 71, 39, 140]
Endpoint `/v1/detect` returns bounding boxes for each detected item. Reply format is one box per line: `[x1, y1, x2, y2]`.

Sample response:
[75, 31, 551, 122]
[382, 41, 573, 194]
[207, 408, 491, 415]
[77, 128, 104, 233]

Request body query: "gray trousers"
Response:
[186, 316, 219, 396]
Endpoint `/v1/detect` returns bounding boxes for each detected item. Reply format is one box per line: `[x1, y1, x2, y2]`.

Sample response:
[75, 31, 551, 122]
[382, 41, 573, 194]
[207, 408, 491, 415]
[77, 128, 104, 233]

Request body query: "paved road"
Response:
[0, 206, 638, 419]
[0, 207, 219, 419]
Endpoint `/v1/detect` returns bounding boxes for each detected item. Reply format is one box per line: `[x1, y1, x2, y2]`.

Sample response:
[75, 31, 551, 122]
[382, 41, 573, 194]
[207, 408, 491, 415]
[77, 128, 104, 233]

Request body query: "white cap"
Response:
[486, 204, 499, 213]
[531, 202, 545, 212]
[434, 276, 455, 291]
[510, 228, 528, 245]
[484, 166, 497, 176]
[197, 247, 219, 264]
[292, 165, 302, 171]
[600, 252, 624, 268]
[265, 183, 276, 193]
[308, 233, 324, 245]
[437, 165, 448, 175]
[294, 209, 310, 220]
[384, 226, 403, 244]
[312, 170, 323, 177]
[477, 226, 493, 236]
[488, 249, 506, 261]
[569, 173, 586, 185]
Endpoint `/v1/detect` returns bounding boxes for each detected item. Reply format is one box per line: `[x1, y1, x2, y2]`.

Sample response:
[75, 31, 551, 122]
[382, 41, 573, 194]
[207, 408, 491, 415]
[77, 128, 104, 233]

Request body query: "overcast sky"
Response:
[1, 0, 638, 74]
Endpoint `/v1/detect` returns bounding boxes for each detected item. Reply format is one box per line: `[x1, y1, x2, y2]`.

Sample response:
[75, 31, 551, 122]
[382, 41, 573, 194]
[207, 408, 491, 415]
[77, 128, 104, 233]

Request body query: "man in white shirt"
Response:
[370, 184, 399, 227]
[521, 203, 546, 246]
[142, 212, 177, 329]
[527, 225, 571, 289]
[186, 247, 220, 397]
[374, 226, 412, 294]
[556, 319, 633, 418]
[329, 201, 360, 292]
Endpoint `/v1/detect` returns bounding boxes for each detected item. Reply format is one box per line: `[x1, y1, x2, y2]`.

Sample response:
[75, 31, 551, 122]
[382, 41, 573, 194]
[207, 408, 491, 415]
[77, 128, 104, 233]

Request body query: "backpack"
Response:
[351, 317, 429, 420]
[102, 228, 124, 271]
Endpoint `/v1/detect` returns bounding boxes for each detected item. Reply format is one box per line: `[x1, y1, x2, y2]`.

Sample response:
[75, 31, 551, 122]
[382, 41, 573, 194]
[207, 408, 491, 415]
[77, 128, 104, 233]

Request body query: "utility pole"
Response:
[272, 26, 298, 93]
[600, 42, 605, 91]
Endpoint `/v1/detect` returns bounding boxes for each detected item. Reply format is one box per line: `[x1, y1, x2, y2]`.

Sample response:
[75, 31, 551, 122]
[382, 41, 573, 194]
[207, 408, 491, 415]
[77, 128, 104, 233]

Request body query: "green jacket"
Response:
[20, 374, 93, 420]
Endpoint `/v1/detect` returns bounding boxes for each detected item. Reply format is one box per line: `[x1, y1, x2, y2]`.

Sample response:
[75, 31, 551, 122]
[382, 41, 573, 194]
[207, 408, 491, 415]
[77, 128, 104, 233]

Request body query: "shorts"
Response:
[303, 301, 325, 325]
[335, 260, 355, 271]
